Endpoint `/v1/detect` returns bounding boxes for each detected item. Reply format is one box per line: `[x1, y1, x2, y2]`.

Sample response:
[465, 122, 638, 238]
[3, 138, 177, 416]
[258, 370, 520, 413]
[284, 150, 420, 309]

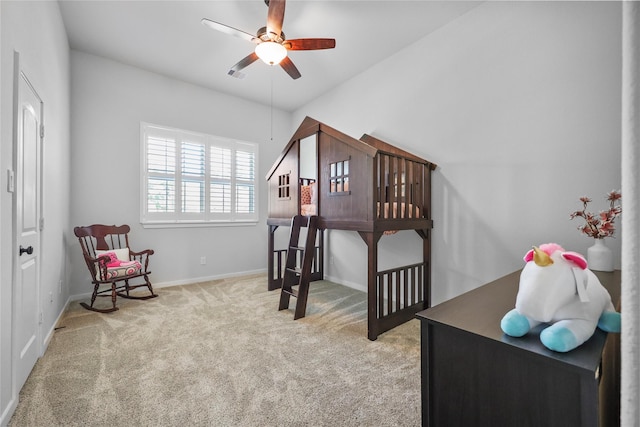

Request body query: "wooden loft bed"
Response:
[266, 117, 437, 340]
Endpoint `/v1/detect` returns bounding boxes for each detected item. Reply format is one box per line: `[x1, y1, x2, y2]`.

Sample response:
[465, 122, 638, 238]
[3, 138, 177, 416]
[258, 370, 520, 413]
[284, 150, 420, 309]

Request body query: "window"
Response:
[329, 158, 350, 194]
[141, 123, 258, 227]
[278, 173, 291, 199]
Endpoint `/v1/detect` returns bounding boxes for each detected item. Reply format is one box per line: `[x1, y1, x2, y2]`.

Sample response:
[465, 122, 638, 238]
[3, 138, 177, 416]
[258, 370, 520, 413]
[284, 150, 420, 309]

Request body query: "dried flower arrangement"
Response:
[570, 190, 622, 239]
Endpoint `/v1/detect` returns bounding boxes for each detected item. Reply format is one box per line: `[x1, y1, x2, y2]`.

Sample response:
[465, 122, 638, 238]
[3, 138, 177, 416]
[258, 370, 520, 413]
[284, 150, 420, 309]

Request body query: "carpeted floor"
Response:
[9, 274, 421, 426]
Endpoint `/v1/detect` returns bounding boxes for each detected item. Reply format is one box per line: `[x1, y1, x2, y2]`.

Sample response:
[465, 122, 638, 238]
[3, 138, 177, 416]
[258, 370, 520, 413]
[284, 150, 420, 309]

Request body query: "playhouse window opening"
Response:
[278, 173, 291, 199]
[329, 159, 350, 194]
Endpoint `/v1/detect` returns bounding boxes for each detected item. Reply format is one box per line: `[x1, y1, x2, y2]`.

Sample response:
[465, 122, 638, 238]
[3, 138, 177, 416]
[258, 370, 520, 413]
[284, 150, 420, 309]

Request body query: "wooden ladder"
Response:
[278, 215, 319, 320]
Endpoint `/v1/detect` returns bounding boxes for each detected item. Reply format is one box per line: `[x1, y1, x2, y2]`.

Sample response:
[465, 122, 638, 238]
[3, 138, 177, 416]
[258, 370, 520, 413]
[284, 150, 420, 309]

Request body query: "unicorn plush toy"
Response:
[501, 243, 620, 352]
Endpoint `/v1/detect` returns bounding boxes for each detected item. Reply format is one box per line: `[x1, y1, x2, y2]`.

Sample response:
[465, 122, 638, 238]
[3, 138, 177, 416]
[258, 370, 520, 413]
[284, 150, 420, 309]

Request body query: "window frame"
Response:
[140, 122, 259, 228]
[328, 158, 351, 196]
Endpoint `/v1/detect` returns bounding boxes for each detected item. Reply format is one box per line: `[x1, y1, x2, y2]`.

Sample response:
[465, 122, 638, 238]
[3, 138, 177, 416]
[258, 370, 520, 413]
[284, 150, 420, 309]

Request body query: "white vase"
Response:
[587, 239, 614, 272]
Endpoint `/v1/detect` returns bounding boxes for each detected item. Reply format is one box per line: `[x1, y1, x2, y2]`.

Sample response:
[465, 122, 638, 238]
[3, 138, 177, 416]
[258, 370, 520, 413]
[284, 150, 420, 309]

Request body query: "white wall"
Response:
[0, 0, 627, 423]
[294, 1, 623, 304]
[0, 1, 70, 424]
[68, 51, 291, 297]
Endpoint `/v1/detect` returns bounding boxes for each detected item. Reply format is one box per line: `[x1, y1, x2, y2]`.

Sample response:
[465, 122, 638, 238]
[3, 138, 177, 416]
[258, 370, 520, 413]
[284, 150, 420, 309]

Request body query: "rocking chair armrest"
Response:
[129, 249, 154, 257]
[88, 254, 112, 265]
[90, 254, 112, 263]
[87, 254, 111, 280]
[129, 248, 154, 271]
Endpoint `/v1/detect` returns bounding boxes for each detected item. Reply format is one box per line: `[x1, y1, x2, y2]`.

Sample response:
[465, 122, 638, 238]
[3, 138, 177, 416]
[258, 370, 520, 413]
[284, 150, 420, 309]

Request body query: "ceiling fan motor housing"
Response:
[257, 26, 285, 43]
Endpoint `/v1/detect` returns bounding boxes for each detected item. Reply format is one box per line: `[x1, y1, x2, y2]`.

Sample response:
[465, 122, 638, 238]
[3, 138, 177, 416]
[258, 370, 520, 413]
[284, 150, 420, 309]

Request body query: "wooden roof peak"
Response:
[267, 117, 436, 180]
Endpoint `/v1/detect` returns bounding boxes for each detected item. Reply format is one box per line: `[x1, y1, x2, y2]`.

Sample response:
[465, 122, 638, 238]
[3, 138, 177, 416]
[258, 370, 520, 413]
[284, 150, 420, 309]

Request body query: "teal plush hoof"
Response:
[540, 326, 578, 352]
[598, 311, 621, 333]
[501, 309, 530, 337]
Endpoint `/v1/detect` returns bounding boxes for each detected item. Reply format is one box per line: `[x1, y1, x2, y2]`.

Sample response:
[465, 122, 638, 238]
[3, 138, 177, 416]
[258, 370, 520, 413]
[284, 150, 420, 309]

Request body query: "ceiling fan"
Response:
[201, 0, 336, 80]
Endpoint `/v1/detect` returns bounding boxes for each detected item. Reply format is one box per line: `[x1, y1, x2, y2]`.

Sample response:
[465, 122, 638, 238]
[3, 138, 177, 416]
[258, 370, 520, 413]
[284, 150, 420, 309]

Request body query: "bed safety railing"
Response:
[376, 262, 425, 318]
[375, 152, 431, 220]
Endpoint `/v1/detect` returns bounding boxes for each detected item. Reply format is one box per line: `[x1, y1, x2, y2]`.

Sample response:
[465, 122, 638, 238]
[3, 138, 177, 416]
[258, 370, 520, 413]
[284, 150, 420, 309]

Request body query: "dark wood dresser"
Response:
[416, 270, 620, 427]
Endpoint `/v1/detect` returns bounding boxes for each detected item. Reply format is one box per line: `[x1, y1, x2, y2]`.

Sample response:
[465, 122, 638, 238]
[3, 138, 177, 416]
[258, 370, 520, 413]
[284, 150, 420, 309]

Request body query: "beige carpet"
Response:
[9, 274, 421, 426]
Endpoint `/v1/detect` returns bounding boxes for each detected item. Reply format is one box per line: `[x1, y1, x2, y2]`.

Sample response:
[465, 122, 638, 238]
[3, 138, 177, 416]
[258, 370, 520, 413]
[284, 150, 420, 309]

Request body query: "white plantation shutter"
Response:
[210, 145, 232, 213]
[235, 147, 255, 214]
[146, 134, 176, 213]
[181, 141, 205, 214]
[141, 123, 258, 226]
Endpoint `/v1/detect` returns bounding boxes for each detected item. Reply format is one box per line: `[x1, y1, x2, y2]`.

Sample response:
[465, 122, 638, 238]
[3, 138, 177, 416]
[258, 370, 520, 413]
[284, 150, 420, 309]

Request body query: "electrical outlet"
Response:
[200, 256, 206, 265]
[58, 279, 62, 294]
[49, 291, 53, 303]
[330, 256, 335, 265]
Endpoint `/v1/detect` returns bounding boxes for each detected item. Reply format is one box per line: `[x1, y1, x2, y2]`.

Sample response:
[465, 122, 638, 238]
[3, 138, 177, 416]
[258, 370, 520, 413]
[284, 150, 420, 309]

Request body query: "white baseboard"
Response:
[68, 268, 268, 301]
[323, 274, 367, 293]
[153, 268, 267, 289]
[0, 396, 17, 427]
[41, 297, 72, 355]
[2, 298, 73, 427]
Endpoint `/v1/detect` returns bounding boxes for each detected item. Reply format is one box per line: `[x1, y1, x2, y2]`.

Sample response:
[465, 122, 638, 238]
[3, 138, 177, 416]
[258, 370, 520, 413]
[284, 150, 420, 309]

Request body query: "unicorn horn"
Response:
[533, 246, 554, 267]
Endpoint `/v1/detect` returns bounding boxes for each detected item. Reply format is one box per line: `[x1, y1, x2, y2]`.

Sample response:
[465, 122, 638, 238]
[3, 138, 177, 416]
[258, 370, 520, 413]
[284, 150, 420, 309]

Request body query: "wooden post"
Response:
[358, 231, 383, 340]
[416, 229, 431, 308]
[267, 224, 279, 291]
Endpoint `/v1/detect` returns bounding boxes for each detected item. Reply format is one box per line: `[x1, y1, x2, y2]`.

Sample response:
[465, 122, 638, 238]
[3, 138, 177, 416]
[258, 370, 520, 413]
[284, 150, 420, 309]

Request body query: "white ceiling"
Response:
[58, 0, 480, 112]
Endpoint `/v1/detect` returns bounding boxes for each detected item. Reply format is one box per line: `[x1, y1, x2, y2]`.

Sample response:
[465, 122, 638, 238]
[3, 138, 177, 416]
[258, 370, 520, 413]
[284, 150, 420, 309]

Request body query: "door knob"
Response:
[19, 245, 33, 256]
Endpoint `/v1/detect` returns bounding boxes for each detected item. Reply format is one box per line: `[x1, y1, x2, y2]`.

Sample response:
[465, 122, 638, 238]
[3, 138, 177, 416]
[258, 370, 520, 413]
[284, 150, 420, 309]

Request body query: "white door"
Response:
[14, 62, 43, 392]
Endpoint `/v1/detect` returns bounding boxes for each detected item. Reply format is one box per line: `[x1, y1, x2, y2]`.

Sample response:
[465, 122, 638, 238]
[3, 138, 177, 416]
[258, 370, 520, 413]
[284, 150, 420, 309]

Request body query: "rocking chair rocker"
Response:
[74, 224, 157, 313]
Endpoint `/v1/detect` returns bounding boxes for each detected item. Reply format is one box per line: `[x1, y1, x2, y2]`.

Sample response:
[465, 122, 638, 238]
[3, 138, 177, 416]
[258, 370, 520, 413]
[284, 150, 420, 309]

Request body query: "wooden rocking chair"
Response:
[74, 224, 157, 313]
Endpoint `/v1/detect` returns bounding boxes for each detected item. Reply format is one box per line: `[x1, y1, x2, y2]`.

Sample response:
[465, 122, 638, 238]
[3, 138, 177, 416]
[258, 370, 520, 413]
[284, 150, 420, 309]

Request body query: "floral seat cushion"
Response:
[96, 249, 142, 280]
[105, 262, 142, 280]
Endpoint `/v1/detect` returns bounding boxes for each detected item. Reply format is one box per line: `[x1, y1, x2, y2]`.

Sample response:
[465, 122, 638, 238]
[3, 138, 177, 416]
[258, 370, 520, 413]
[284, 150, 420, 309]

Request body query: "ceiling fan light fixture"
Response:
[255, 41, 287, 65]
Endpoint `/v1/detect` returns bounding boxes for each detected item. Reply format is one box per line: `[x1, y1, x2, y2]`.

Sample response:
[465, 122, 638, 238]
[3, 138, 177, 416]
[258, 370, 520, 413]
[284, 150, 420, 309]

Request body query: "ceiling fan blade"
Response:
[228, 52, 259, 79]
[266, 0, 286, 39]
[283, 38, 336, 51]
[201, 18, 257, 43]
[280, 56, 301, 80]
